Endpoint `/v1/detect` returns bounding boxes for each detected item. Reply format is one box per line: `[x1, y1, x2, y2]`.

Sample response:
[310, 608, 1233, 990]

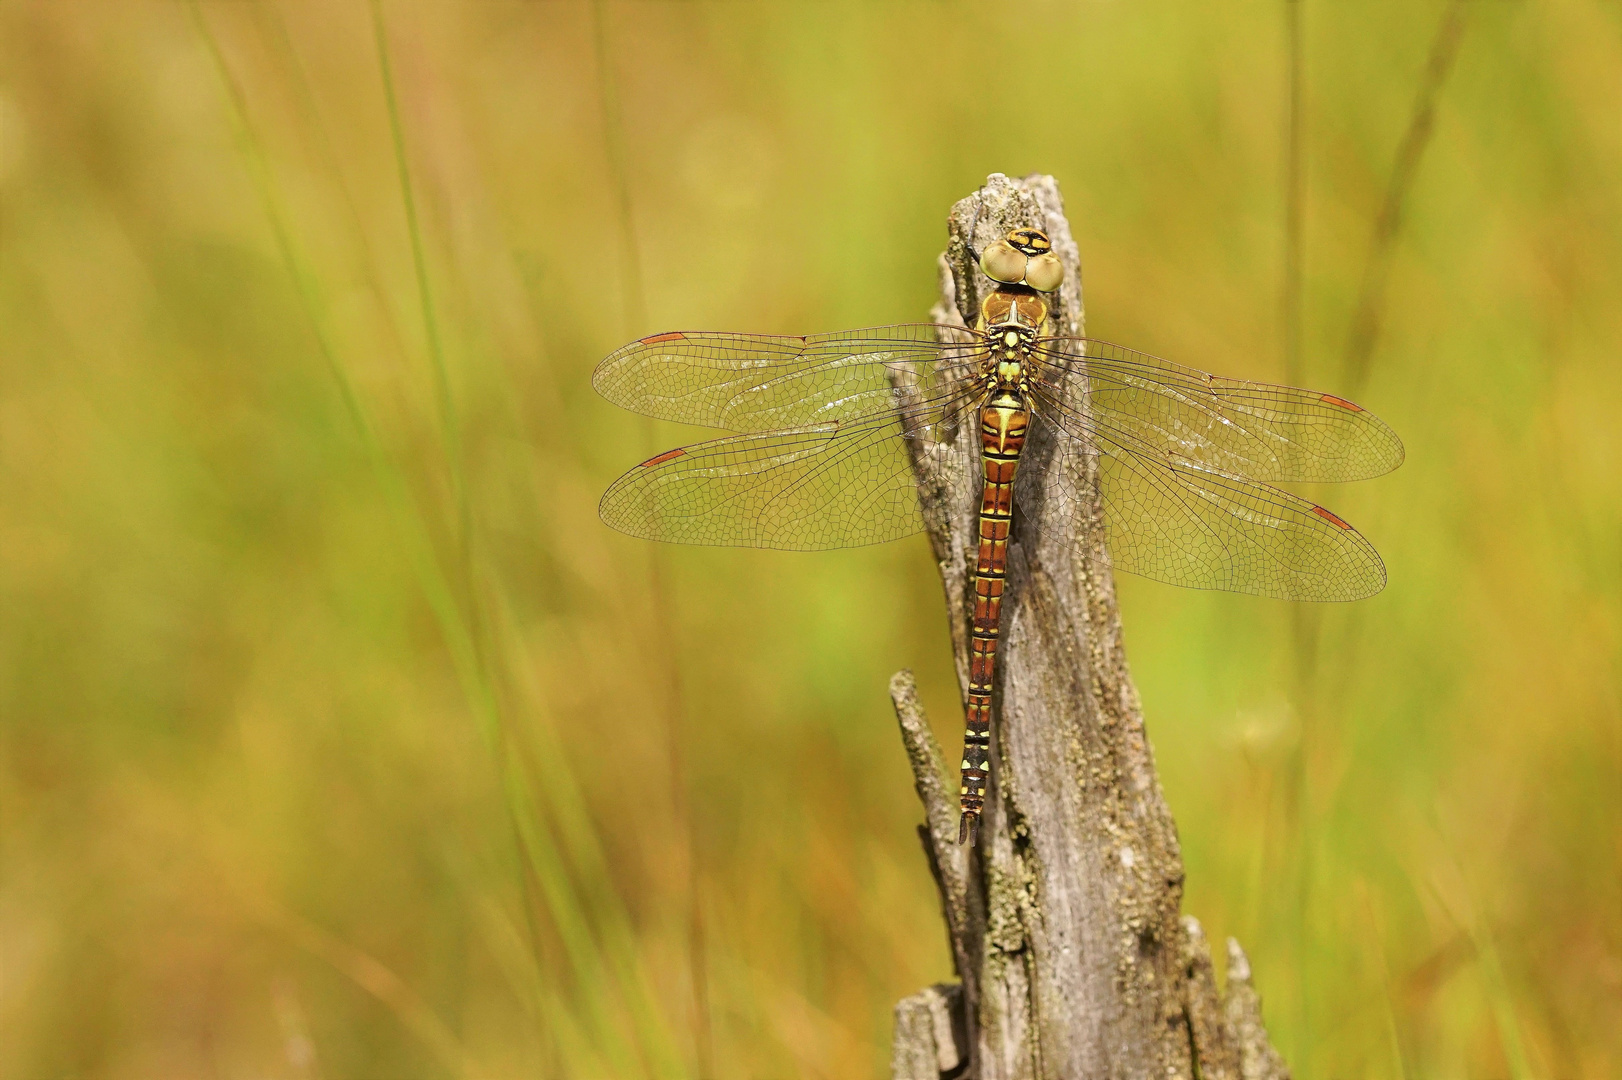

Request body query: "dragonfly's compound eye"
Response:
[980, 240, 1028, 284]
[1024, 253, 1064, 292]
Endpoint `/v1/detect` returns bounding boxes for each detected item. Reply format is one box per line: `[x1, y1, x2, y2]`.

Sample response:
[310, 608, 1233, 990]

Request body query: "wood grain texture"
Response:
[889, 174, 1291, 1080]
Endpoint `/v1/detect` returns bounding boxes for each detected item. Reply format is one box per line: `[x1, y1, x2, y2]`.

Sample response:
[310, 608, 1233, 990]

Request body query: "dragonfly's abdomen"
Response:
[960, 388, 1029, 842]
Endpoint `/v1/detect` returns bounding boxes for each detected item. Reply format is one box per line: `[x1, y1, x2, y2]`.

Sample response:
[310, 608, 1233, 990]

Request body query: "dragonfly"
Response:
[594, 226, 1403, 844]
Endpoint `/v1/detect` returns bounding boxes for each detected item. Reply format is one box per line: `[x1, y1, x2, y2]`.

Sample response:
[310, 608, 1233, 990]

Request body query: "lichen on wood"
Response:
[888, 174, 1290, 1080]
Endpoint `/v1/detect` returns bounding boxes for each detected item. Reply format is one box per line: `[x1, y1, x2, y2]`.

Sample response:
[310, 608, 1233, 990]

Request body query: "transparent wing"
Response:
[1024, 390, 1387, 601]
[594, 324, 986, 433]
[600, 382, 982, 550]
[1031, 339, 1404, 482]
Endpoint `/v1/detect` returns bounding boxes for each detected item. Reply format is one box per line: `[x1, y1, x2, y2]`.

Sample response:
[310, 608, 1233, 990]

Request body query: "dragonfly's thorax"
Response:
[977, 284, 1049, 395]
[978, 312, 1034, 453]
[982, 315, 1038, 396]
[978, 287, 1051, 336]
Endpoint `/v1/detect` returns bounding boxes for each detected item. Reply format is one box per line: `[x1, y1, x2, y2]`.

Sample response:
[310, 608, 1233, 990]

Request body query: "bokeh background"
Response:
[2, 1, 1618, 1077]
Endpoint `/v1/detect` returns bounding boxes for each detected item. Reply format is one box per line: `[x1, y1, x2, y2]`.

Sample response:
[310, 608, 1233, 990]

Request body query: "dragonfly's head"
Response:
[979, 227, 1064, 293]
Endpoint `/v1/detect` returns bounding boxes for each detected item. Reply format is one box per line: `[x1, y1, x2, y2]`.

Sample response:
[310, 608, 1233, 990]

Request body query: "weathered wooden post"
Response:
[888, 173, 1291, 1080]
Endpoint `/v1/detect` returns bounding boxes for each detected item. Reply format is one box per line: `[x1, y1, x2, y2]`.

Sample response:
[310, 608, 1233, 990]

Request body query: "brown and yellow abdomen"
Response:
[958, 390, 1030, 842]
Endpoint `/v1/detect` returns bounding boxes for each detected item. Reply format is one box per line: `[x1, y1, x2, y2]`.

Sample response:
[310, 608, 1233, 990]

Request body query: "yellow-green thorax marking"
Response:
[958, 228, 1063, 844]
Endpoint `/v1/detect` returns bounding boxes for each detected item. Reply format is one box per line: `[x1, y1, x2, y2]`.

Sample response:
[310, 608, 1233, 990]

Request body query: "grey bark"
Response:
[887, 174, 1291, 1080]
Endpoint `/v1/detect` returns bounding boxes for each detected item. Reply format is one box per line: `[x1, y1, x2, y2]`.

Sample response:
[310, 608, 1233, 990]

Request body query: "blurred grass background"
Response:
[1, 1, 1618, 1077]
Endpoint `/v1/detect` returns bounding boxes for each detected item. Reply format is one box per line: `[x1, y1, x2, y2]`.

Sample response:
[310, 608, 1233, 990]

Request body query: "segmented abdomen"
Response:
[959, 393, 1028, 843]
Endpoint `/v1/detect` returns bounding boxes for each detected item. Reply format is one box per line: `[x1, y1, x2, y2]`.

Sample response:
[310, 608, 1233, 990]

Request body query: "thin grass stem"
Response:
[591, 3, 709, 1074]
[190, 8, 674, 1074]
[1343, 0, 1469, 392]
[368, 0, 472, 565]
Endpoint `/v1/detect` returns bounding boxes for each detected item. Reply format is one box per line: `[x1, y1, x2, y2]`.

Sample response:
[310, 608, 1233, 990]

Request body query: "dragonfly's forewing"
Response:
[599, 383, 982, 550]
[1032, 339, 1404, 483]
[1024, 391, 1386, 601]
[594, 325, 984, 434]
